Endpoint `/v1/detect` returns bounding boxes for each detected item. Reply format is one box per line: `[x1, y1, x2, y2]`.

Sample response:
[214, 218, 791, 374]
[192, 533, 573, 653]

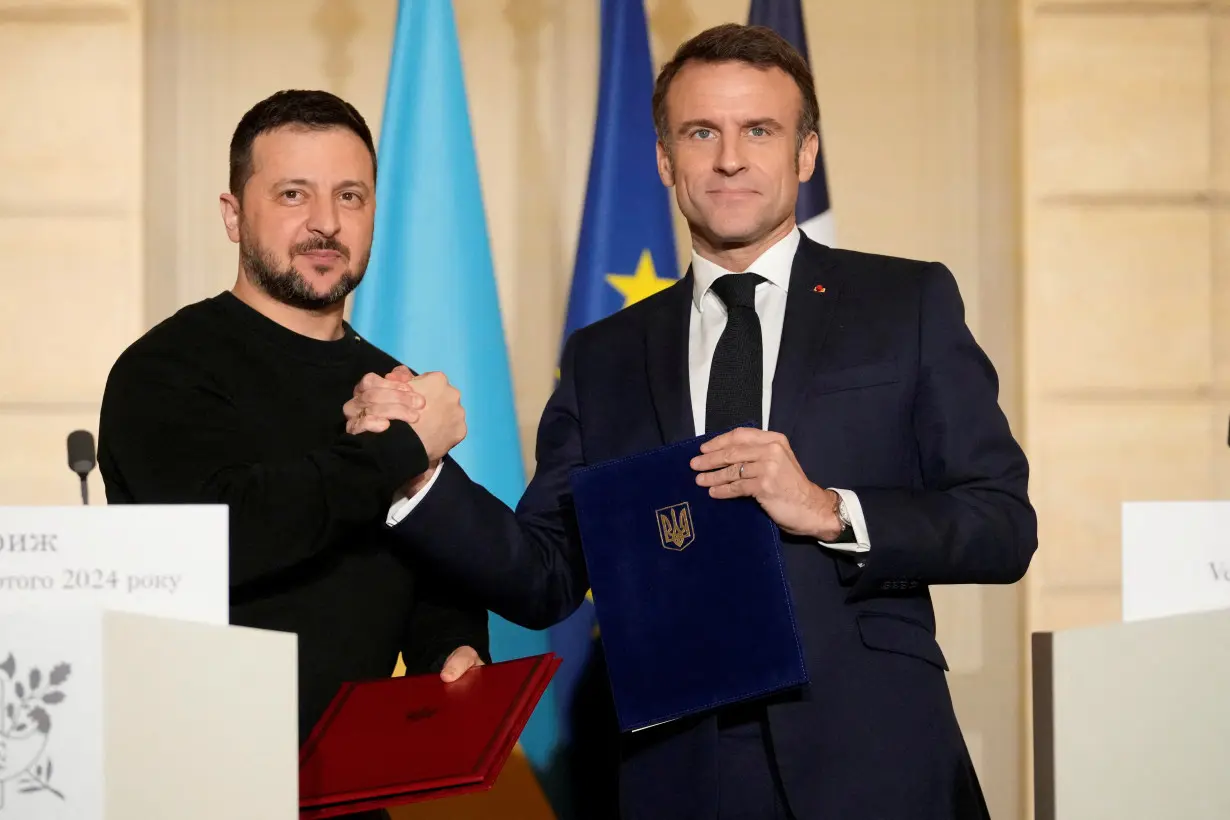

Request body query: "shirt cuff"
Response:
[386, 462, 444, 527]
[818, 488, 870, 553]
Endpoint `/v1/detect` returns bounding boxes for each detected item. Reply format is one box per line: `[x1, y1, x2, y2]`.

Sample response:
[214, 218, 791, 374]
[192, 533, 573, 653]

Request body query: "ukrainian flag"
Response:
[546, 1, 679, 817]
[352, 0, 556, 816]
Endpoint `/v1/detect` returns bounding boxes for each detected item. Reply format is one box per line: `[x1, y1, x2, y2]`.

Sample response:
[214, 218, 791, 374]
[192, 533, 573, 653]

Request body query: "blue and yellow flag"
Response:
[561, 0, 679, 341]
[546, 1, 679, 816]
[350, 0, 556, 806]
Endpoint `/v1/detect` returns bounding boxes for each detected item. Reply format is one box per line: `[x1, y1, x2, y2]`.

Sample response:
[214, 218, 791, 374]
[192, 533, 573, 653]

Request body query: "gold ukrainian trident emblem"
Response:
[656, 503, 694, 551]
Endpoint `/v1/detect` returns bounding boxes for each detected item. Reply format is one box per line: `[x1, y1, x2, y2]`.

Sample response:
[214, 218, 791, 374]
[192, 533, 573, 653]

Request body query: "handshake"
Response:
[343, 365, 466, 494]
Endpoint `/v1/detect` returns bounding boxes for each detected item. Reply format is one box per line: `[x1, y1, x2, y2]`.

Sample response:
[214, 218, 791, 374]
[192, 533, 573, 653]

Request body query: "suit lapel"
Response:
[768, 237, 843, 438]
[645, 272, 696, 444]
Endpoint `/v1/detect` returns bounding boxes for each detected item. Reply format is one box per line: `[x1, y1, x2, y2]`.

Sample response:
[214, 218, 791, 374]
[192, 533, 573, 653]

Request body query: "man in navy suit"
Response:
[347, 22, 1035, 820]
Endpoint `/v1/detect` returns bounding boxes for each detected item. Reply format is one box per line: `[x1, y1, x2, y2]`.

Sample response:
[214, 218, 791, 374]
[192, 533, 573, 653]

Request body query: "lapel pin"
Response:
[813, 284, 826, 293]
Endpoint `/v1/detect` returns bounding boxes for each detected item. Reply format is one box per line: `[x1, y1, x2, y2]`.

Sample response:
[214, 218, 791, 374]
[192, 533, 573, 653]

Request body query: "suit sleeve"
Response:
[847, 263, 1037, 595]
[388, 336, 590, 630]
[400, 565, 492, 674]
[98, 350, 429, 588]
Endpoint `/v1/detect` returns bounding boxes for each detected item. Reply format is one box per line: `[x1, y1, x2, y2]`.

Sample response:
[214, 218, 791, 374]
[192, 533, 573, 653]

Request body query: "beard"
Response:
[239, 223, 369, 311]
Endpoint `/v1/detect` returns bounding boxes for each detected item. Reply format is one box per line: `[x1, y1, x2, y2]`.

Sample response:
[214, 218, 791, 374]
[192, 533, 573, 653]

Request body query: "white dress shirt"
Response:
[688, 226, 869, 554]
[386, 455, 442, 524]
[388, 226, 870, 554]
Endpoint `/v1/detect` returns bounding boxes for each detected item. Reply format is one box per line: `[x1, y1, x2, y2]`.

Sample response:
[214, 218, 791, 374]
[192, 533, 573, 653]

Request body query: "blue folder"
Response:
[569, 432, 809, 733]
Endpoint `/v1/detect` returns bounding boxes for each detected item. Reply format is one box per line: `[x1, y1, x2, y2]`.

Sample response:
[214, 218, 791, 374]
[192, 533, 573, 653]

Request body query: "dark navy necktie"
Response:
[705, 272, 765, 433]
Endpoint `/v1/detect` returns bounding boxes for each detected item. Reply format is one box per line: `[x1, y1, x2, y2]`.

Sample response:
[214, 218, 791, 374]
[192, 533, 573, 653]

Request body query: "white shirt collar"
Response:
[690, 225, 800, 311]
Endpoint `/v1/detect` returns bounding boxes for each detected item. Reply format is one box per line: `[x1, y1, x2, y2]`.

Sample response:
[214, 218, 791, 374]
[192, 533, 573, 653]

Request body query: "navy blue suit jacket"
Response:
[394, 235, 1036, 819]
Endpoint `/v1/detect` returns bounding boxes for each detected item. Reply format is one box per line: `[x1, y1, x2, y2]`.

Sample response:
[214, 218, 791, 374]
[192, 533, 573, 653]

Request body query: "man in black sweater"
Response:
[97, 91, 490, 799]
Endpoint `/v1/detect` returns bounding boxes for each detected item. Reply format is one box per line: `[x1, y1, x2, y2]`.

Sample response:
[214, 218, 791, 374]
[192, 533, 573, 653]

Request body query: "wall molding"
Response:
[1043, 386, 1230, 402]
[1033, 2, 1212, 16]
[0, 401, 100, 415]
[0, 3, 130, 24]
[1039, 191, 1230, 208]
[0, 200, 131, 219]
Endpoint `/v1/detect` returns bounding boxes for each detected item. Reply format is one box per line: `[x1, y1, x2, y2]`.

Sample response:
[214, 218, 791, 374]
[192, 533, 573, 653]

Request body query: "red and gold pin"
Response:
[813, 284, 826, 293]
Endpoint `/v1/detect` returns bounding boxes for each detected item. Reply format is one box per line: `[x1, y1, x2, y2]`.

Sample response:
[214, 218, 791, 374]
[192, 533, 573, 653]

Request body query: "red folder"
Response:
[298, 653, 561, 818]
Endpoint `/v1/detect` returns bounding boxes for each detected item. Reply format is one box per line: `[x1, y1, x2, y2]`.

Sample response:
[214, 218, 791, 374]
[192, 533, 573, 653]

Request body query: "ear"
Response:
[656, 140, 676, 188]
[219, 193, 242, 244]
[796, 131, 819, 183]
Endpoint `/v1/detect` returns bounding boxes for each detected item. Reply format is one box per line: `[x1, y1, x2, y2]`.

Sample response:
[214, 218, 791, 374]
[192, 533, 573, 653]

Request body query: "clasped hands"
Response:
[344, 364, 465, 495]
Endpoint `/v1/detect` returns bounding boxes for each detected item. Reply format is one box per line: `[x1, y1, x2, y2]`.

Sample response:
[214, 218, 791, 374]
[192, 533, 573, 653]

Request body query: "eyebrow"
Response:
[676, 118, 720, 135]
[744, 117, 785, 132]
[272, 178, 372, 193]
[675, 117, 786, 134]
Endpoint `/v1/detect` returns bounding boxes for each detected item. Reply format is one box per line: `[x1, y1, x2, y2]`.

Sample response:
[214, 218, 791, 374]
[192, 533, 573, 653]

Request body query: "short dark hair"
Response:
[228, 89, 378, 199]
[652, 23, 820, 152]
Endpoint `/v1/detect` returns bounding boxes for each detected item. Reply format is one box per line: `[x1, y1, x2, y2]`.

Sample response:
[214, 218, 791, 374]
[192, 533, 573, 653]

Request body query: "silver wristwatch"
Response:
[834, 492, 853, 540]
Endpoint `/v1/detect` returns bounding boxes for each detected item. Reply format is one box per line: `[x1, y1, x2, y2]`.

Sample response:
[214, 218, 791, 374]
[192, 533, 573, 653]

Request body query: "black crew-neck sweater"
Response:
[98, 291, 489, 741]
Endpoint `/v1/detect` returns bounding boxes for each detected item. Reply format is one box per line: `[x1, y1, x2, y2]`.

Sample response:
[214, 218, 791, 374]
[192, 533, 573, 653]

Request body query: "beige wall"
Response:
[1021, 5, 1228, 812]
[1021, 0, 1230, 632]
[1, 0, 1030, 816]
[0, 0, 142, 508]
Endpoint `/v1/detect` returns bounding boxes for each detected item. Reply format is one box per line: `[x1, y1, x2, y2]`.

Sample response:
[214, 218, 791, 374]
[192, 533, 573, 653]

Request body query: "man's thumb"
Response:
[440, 655, 465, 683]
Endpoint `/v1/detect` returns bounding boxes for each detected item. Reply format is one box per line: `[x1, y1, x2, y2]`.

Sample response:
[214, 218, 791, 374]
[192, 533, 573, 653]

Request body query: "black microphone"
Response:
[66, 430, 96, 505]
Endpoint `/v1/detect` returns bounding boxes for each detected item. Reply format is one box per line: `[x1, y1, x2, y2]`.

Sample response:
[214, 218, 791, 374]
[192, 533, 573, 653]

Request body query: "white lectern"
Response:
[0, 506, 299, 820]
[1032, 609, 1230, 820]
[1032, 500, 1230, 820]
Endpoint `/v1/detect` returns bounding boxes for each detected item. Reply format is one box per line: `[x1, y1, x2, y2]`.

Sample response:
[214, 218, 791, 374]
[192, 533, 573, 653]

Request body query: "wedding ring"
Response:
[738, 462, 745, 478]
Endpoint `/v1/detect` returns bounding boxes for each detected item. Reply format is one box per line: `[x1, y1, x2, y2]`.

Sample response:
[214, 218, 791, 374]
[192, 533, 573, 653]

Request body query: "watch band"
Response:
[832, 491, 855, 543]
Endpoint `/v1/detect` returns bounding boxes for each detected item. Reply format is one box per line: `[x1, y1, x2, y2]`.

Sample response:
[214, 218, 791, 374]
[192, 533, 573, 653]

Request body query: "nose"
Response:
[306, 195, 341, 238]
[714, 135, 746, 177]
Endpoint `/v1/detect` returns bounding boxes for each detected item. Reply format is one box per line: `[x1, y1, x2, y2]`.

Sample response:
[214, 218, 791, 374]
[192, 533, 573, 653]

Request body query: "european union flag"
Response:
[546, 0, 679, 817]
[748, 0, 835, 246]
[562, 0, 680, 340]
[350, 0, 557, 784]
